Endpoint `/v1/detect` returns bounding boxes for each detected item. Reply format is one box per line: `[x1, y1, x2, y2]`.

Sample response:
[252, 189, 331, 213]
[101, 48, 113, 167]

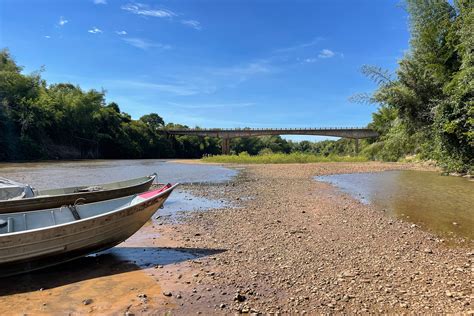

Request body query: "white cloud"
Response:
[303, 49, 342, 63]
[212, 62, 272, 76]
[93, 0, 107, 4]
[116, 30, 127, 35]
[273, 37, 324, 54]
[107, 80, 209, 96]
[181, 20, 202, 30]
[58, 16, 68, 27]
[167, 101, 255, 109]
[318, 49, 335, 59]
[88, 27, 103, 34]
[44, 35, 51, 39]
[122, 37, 171, 50]
[121, 3, 176, 18]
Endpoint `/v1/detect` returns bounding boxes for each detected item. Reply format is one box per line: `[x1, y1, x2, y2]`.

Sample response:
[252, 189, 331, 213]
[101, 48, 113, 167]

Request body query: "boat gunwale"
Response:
[29, 173, 156, 199]
[0, 183, 178, 238]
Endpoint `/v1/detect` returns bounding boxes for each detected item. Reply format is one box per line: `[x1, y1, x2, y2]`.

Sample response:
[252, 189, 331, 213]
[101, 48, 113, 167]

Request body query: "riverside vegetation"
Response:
[202, 151, 368, 164]
[0, 1, 472, 172]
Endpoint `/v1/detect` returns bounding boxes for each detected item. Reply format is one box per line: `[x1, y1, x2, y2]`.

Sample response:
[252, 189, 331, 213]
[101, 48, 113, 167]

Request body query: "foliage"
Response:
[0, 49, 221, 160]
[202, 152, 368, 164]
[359, 0, 473, 172]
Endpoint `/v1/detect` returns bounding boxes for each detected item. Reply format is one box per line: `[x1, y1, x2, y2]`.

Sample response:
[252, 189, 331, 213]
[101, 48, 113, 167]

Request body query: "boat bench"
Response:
[0, 218, 14, 233]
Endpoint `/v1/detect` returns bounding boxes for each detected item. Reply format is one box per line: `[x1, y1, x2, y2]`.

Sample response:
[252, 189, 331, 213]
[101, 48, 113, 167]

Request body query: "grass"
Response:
[201, 152, 368, 164]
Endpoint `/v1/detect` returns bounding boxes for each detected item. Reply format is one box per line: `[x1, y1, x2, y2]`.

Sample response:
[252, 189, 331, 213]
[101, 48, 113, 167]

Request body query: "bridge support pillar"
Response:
[354, 138, 359, 155]
[221, 137, 231, 155]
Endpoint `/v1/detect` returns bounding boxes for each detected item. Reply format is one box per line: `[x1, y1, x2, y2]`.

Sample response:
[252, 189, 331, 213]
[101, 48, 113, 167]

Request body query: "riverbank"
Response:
[0, 162, 472, 314]
[171, 162, 472, 314]
[202, 152, 368, 164]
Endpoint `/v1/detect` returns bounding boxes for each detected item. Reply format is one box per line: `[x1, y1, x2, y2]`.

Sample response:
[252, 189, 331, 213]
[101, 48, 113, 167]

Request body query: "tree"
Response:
[358, 0, 473, 171]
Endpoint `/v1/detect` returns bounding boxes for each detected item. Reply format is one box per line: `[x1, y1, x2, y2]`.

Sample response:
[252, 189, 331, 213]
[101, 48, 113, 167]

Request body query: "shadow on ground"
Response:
[0, 246, 225, 296]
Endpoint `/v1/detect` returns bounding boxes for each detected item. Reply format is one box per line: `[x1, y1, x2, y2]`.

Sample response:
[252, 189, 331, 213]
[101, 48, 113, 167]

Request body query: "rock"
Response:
[424, 248, 433, 254]
[234, 293, 246, 302]
[124, 312, 135, 316]
[219, 303, 226, 308]
[176, 294, 182, 299]
[163, 291, 173, 297]
[82, 298, 93, 305]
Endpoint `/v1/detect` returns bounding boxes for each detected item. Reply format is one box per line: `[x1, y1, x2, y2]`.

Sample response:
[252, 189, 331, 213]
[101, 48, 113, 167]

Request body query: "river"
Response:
[317, 170, 474, 241]
[0, 159, 237, 187]
[0, 159, 238, 216]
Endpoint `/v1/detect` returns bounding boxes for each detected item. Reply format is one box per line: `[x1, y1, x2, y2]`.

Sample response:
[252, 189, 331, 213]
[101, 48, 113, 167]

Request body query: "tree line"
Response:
[1, 1, 472, 172]
[0, 50, 357, 161]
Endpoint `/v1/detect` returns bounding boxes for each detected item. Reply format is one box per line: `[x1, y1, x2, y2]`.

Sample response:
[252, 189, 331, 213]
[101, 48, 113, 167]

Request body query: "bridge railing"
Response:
[164, 127, 371, 131]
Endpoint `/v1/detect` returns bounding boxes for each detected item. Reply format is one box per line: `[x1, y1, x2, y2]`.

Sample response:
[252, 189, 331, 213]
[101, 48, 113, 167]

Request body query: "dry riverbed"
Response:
[0, 162, 472, 315]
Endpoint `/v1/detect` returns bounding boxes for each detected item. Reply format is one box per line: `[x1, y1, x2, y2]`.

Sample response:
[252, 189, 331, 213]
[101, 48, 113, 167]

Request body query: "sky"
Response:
[0, 0, 410, 141]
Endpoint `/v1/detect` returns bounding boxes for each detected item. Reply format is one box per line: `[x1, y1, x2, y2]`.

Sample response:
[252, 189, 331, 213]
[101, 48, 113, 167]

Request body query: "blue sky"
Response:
[0, 0, 409, 140]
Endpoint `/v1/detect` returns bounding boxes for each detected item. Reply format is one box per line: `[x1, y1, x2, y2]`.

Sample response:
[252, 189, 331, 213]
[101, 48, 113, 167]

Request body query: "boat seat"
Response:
[68, 205, 81, 220]
[0, 218, 13, 233]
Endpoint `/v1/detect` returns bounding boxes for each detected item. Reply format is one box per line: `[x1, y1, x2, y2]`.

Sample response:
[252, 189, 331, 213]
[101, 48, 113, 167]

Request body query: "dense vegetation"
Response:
[203, 152, 367, 164]
[1, 1, 472, 171]
[0, 50, 221, 160]
[0, 49, 356, 160]
[358, 0, 473, 172]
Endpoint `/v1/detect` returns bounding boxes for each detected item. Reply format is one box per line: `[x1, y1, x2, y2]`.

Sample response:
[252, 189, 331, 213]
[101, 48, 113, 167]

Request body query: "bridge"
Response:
[163, 127, 378, 155]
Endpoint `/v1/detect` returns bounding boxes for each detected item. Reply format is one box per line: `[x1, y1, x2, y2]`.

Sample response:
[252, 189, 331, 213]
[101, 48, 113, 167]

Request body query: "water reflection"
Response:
[0, 159, 236, 215]
[160, 188, 230, 220]
[0, 159, 237, 188]
[317, 171, 474, 240]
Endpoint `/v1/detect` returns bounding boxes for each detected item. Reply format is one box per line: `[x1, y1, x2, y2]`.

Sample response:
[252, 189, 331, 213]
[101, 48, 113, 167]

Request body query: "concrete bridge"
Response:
[163, 127, 378, 155]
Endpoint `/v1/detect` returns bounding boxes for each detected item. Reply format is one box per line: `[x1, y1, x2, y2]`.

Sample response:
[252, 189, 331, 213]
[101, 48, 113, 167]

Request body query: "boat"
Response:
[0, 174, 157, 214]
[0, 183, 178, 277]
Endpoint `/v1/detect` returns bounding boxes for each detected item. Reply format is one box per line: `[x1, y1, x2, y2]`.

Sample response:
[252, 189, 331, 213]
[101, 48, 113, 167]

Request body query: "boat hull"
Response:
[0, 176, 155, 214]
[0, 189, 173, 277]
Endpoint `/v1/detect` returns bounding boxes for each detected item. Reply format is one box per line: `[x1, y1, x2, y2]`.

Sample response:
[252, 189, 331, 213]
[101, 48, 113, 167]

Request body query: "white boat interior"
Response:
[0, 194, 147, 234]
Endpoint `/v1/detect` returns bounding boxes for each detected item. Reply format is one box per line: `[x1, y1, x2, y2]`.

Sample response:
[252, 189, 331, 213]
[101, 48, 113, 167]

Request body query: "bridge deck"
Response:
[161, 127, 378, 154]
[162, 127, 378, 139]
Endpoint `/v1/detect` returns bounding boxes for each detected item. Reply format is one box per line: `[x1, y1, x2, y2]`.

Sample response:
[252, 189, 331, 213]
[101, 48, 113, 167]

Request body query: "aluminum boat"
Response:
[0, 174, 156, 214]
[0, 183, 177, 277]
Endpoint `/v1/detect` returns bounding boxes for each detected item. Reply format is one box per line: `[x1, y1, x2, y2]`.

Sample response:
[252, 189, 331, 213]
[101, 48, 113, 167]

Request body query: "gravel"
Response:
[165, 162, 473, 314]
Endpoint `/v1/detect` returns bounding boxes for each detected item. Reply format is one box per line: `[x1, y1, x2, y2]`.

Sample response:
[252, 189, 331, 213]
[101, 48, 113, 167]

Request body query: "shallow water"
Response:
[0, 159, 236, 216]
[0, 159, 237, 187]
[317, 170, 474, 241]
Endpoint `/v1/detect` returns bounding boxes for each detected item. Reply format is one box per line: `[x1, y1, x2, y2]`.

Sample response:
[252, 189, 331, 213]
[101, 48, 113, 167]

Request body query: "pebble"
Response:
[114, 164, 473, 314]
[82, 298, 93, 305]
